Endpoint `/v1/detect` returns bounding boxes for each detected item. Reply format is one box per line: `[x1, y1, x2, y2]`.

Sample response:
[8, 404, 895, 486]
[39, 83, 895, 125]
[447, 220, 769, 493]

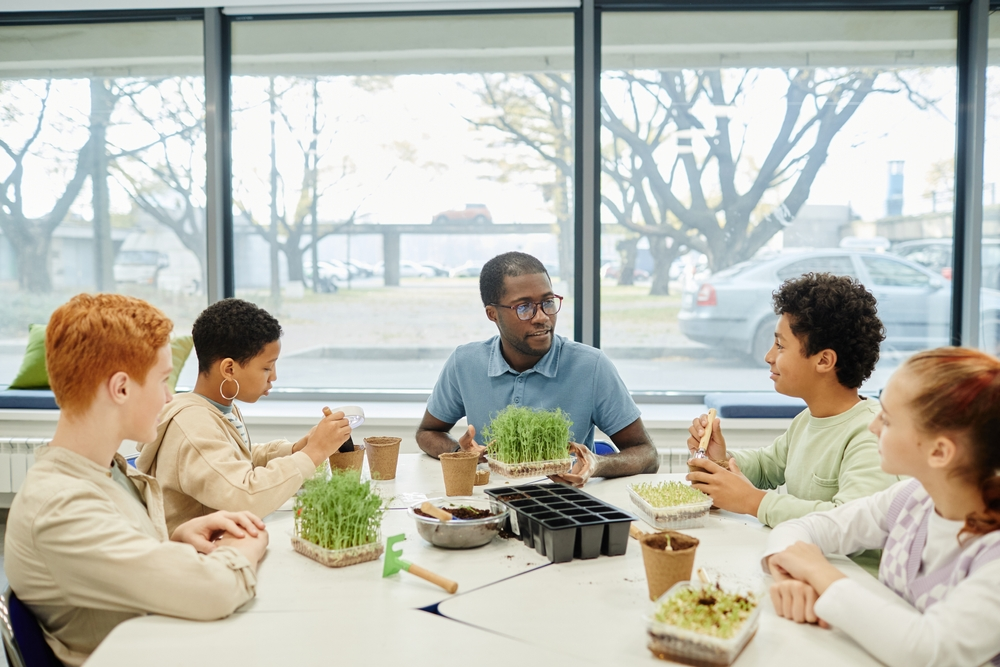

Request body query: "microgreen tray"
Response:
[647, 582, 760, 666]
[485, 456, 573, 479]
[627, 484, 713, 530]
[291, 535, 384, 568]
[485, 483, 634, 563]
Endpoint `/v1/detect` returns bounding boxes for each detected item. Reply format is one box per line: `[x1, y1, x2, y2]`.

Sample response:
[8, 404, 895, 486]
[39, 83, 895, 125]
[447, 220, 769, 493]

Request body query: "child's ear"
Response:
[107, 371, 130, 405]
[927, 435, 958, 470]
[219, 358, 236, 378]
[815, 349, 838, 375]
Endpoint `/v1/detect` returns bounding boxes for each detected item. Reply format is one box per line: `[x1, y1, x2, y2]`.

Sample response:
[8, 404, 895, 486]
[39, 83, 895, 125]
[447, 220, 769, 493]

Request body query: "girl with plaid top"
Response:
[762, 347, 1000, 667]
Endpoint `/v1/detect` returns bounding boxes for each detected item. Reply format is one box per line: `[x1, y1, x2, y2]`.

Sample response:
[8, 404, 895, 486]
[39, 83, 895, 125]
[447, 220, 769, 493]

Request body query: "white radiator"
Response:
[0, 438, 50, 493]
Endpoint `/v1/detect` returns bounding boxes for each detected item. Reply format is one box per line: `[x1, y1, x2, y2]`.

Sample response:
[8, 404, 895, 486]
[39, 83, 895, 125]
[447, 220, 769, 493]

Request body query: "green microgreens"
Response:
[294, 469, 387, 551]
[483, 405, 573, 464]
[632, 481, 709, 508]
[653, 585, 757, 640]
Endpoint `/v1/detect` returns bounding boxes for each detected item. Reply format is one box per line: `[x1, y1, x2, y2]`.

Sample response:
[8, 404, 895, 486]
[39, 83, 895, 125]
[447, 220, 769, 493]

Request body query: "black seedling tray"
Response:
[485, 483, 634, 563]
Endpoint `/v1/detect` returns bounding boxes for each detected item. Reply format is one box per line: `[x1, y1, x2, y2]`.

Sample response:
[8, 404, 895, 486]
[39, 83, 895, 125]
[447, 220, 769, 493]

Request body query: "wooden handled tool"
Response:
[419, 501, 453, 522]
[323, 406, 356, 454]
[695, 408, 718, 458]
[383, 534, 459, 594]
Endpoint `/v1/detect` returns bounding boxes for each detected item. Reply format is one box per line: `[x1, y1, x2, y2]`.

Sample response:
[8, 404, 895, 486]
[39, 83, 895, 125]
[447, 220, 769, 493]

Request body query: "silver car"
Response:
[679, 249, 1000, 364]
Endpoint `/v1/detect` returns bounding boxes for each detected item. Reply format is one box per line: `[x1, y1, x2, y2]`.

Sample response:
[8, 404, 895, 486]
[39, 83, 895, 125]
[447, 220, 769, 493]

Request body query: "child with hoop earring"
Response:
[136, 298, 353, 533]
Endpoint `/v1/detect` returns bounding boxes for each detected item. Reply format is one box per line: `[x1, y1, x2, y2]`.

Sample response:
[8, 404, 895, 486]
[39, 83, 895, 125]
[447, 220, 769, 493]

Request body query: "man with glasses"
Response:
[416, 252, 658, 486]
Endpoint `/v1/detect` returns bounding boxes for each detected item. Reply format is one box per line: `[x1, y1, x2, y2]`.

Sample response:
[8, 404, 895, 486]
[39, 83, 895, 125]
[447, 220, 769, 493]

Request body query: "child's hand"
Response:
[770, 579, 828, 627]
[687, 414, 727, 461]
[768, 542, 847, 595]
[687, 458, 765, 516]
[171, 511, 265, 554]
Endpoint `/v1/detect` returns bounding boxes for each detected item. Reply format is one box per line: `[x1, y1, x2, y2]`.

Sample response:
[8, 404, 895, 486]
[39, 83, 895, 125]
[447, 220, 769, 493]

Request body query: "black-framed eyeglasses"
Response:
[490, 295, 563, 321]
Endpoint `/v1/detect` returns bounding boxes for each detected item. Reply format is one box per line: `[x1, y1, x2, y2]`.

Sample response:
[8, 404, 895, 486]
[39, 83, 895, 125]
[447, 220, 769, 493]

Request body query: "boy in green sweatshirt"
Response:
[687, 273, 898, 536]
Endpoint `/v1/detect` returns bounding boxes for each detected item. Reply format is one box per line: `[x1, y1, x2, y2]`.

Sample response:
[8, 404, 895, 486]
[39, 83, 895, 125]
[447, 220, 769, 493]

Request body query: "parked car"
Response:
[419, 261, 451, 277]
[892, 238, 1000, 289]
[304, 261, 342, 293]
[679, 249, 1000, 364]
[449, 261, 482, 278]
[400, 261, 436, 278]
[432, 204, 492, 225]
[113, 250, 169, 285]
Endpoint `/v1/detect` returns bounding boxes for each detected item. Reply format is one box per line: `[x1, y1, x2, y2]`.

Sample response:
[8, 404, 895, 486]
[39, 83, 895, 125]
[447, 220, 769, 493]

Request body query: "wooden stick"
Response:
[629, 523, 646, 540]
[698, 408, 718, 453]
[407, 563, 459, 594]
[419, 501, 453, 522]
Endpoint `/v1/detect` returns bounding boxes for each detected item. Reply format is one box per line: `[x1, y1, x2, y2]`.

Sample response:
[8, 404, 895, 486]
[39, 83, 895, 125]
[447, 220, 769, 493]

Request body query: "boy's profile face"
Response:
[128, 344, 174, 443]
[765, 314, 823, 398]
[230, 340, 281, 403]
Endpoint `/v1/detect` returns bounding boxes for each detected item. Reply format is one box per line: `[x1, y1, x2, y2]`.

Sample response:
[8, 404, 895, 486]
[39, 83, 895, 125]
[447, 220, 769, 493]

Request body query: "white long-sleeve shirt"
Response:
[762, 480, 1000, 667]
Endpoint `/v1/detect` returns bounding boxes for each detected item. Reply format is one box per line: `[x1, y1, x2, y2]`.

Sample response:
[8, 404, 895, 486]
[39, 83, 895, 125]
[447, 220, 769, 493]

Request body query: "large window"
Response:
[0, 19, 207, 386]
[982, 10, 1000, 358]
[230, 13, 574, 390]
[599, 10, 958, 393]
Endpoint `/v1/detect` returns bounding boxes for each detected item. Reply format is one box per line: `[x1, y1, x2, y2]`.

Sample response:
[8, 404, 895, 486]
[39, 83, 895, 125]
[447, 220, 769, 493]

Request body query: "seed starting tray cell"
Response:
[485, 483, 634, 563]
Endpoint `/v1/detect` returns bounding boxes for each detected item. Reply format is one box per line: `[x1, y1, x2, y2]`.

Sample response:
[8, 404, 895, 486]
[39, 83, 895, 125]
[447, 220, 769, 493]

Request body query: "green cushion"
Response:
[9, 324, 49, 389]
[7, 326, 192, 393]
[168, 335, 194, 393]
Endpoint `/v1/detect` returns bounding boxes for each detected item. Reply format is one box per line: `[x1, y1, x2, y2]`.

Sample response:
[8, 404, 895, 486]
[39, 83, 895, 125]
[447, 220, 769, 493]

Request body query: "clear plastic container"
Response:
[408, 497, 509, 549]
[628, 484, 713, 530]
[486, 456, 572, 479]
[646, 582, 760, 666]
[290, 535, 384, 568]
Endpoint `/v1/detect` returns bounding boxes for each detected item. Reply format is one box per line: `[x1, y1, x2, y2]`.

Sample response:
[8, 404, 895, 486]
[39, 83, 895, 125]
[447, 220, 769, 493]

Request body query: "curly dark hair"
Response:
[479, 252, 549, 307]
[192, 298, 282, 374]
[772, 273, 885, 389]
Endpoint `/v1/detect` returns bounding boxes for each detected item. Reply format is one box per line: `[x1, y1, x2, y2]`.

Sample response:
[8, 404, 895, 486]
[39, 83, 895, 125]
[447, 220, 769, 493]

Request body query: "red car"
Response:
[432, 204, 492, 224]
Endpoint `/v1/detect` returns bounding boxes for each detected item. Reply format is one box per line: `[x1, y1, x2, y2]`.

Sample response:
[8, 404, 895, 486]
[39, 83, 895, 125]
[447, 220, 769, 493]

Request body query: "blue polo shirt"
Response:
[426, 334, 642, 450]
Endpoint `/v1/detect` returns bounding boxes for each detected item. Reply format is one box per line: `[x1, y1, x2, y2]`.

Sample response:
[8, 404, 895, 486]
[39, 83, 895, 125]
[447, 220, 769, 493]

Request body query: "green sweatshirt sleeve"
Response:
[755, 428, 897, 528]
[730, 430, 789, 491]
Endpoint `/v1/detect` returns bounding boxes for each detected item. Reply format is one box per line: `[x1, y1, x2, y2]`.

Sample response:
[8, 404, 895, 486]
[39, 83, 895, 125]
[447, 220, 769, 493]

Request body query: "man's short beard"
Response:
[498, 320, 551, 358]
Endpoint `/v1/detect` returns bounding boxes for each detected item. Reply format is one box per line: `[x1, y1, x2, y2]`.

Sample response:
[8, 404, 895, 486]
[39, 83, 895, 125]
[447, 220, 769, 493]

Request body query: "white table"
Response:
[86, 455, 889, 667]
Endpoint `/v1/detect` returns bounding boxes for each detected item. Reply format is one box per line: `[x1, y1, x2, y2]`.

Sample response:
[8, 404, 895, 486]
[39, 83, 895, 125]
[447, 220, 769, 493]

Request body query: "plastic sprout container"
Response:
[628, 481, 713, 530]
[647, 582, 760, 666]
[408, 497, 509, 549]
[291, 535, 383, 568]
[486, 455, 572, 479]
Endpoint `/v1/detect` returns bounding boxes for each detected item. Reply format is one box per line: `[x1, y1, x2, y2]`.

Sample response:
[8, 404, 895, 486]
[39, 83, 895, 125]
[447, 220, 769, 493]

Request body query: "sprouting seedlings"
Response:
[653, 585, 757, 639]
[632, 481, 709, 507]
[483, 405, 573, 464]
[294, 469, 387, 551]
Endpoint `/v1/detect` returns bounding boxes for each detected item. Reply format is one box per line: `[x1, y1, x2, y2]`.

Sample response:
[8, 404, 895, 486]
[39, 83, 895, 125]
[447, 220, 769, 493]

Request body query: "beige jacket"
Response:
[136, 393, 316, 533]
[3, 446, 257, 666]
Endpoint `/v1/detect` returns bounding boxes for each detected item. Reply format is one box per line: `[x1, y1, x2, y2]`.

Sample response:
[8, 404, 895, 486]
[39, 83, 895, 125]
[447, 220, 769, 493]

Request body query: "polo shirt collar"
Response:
[487, 334, 562, 378]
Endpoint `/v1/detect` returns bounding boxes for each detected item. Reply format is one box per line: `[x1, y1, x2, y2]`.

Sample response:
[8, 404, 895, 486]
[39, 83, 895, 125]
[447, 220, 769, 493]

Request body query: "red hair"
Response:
[902, 347, 1000, 537]
[46, 294, 173, 417]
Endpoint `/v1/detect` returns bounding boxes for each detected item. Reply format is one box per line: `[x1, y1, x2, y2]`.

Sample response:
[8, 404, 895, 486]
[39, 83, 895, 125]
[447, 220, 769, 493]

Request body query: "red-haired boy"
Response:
[4, 294, 267, 665]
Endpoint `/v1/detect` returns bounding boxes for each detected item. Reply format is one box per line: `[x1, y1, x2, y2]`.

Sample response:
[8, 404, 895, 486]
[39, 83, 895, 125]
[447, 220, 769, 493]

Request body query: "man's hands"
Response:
[457, 425, 487, 462]
[549, 442, 597, 488]
[687, 413, 727, 460]
[171, 511, 268, 554]
[686, 457, 766, 516]
[298, 410, 353, 466]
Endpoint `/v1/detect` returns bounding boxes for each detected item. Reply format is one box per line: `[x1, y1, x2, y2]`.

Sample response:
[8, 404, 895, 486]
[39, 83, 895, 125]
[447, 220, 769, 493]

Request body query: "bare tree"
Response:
[601, 68, 881, 292]
[0, 81, 94, 293]
[468, 73, 574, 291]
[110, 77, 208, 289]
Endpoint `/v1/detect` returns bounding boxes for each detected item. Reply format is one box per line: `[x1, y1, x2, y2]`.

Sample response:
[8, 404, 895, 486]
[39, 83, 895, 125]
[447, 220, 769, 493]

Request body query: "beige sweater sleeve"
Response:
[169, 412, 317, 518]
[250, 439, 295, 467]
[32, 488, 256, 620]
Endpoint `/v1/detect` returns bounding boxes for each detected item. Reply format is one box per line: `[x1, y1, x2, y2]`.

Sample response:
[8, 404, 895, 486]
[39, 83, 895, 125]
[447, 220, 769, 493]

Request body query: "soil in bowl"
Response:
[413, 506, 495, 520]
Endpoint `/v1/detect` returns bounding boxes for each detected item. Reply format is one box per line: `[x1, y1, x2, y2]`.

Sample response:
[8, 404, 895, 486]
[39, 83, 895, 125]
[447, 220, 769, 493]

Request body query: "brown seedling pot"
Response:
[364, 436, 401, 480]
[639, 530, 699, 601]
[439, 451, 479, 496]
[328, 445, 365, 478]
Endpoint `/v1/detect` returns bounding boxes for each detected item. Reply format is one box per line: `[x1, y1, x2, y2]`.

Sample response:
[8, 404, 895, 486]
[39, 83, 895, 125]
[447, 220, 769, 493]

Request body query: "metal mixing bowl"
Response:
[408, 497, 509, 549]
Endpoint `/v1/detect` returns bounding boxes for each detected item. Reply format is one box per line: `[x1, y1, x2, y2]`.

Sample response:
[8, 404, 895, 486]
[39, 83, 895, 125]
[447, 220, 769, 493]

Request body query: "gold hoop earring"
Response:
[220, 378, 240, 401]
